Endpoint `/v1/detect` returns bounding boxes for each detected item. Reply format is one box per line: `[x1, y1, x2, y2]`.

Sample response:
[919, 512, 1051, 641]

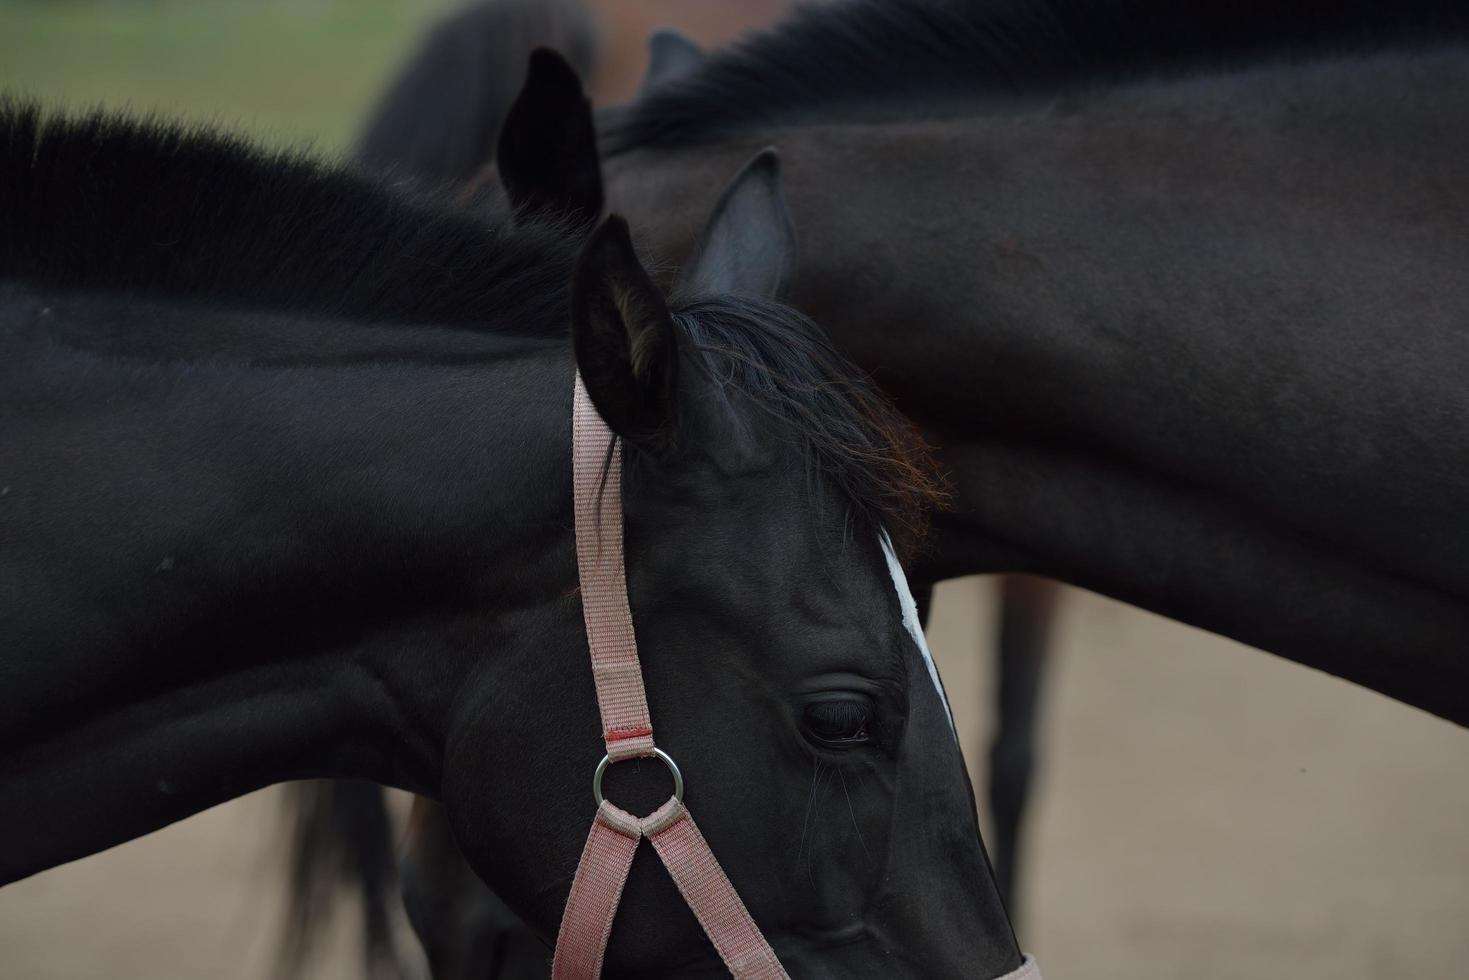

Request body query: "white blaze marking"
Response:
[879, 531, 957, 742]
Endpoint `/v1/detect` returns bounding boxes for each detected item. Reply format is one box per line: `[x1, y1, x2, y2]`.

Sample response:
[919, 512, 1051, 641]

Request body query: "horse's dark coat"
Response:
[590, 1, 1469, 936]
[271, 5, 1469, 973]
[0, 103, 1019, 977]
[269, 5, 1469, 975]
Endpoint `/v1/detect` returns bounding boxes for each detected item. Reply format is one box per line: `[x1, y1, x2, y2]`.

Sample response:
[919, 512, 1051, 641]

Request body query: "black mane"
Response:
[604, 0, 1469, 154]
[0, 102, 938, 540]
[0, 100, 578, 331]
[674, 297, 943, 544]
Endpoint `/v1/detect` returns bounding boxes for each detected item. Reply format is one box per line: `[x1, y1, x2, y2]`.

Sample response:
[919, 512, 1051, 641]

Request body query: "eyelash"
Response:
[802, 697, 874, 748]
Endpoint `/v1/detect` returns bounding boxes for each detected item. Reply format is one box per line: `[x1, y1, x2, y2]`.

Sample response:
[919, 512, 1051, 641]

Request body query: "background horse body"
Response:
[0, 104, 1026, 978]
[601, 0, 1469, 724]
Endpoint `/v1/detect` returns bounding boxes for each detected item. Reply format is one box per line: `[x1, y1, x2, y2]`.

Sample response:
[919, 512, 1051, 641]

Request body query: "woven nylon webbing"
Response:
[549, 807, 639, 978]
[552, 800, 788, 980]
[553, 372, 788, 980]
[571, 374, 655, 763]
[644, 803, 788, 979]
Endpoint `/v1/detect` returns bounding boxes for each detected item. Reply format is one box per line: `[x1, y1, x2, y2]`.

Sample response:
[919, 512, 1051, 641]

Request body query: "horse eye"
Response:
[802, 698, 873, 747]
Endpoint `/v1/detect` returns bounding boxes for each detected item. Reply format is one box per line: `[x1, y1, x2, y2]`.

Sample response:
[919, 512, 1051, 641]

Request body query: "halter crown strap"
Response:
[553, 373, 789, 980]
[570, 376, 655, 763]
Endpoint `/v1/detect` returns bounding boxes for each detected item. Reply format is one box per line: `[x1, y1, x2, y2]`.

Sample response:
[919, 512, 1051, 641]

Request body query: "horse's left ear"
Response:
[571, 216, 678, 442]
[497, 47, 604, 224]
[675, 148, 797, 302]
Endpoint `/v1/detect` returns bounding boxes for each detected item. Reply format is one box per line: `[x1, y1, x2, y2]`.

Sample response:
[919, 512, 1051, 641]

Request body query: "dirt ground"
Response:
[3, 579, 1465, 979]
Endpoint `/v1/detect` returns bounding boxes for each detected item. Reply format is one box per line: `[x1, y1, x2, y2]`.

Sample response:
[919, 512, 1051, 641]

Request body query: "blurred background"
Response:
[2, 2, 1467, 978]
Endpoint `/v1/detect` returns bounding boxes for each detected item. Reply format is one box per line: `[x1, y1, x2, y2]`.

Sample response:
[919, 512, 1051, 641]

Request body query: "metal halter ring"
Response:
[592, 747, 684, 808]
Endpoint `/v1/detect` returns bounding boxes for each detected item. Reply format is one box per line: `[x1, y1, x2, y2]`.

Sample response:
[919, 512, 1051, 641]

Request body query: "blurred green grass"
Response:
[0, 0, 454, 155]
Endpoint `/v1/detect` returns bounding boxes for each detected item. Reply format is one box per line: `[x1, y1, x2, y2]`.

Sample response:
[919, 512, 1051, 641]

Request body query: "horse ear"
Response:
[496, 47, 604, 224]
[675, 148, 797, 302]
[638, 28, 705, 94]
[571, 216, 679, 442]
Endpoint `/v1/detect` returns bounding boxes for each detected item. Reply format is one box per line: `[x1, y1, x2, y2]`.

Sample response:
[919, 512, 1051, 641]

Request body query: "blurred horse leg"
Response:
[988, 574, 1061, 916]
[280, 780, 404, 979]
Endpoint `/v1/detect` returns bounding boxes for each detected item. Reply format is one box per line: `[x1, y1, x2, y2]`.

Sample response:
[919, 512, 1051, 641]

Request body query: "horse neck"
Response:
[613, 48, 1469, 433]
[0, 289, 577, 882]
[605, 47, 1469, 725]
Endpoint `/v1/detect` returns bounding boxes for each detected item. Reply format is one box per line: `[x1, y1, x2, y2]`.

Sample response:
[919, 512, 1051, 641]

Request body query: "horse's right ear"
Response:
[638, 28, 705, 95]
[571, 216, 679, 442]
[497, 47, 604, 224]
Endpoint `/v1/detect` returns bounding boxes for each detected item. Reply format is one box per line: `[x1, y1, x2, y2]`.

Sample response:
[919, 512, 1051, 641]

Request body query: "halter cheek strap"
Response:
[552, 374, 789, 980]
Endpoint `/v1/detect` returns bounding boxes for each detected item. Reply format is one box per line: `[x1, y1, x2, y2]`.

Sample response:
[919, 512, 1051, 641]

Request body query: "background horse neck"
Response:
[0, 290, 576, 882]
[605, 46, 1469, 724]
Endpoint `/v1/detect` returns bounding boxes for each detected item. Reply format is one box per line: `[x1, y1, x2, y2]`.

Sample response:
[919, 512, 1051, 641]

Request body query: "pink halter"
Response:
[553, 372, 1044, 980]
[551, 374, 789, 979]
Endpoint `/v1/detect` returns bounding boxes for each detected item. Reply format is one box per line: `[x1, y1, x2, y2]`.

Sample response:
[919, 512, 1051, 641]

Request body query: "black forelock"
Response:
[673, 296, 944, 547]
[0, 99, 580, 332]
[603, 0, 1469, 154]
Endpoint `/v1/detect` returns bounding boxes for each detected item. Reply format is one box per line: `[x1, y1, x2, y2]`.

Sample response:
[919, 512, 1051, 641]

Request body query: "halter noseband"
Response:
[551, 374, 790, 980]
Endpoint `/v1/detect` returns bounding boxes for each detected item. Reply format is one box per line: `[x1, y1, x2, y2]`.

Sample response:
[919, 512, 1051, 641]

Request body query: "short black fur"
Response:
[604, 0, 1469, 153]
